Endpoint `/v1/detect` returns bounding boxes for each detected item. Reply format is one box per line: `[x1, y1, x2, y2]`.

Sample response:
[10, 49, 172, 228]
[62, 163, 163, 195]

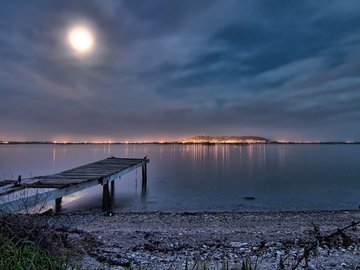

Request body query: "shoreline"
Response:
[59, 208, 360, 215]
[32, 209, 360, 269]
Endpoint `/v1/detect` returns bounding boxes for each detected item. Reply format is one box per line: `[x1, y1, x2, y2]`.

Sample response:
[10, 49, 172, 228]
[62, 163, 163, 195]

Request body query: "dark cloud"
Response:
[0, 0, 360, 141]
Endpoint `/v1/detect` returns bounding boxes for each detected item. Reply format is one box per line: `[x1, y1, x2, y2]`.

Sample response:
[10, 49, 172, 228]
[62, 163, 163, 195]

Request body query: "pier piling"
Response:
[102, 183, 112, 211]
[111, 181, 115, 200]
[142, 157, 147, 191]
[55, 197, 62, 212]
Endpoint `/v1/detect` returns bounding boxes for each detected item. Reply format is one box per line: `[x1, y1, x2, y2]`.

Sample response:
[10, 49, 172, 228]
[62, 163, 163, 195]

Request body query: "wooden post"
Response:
[110, 181, 115, 206]
[55, 197, 62, 212]
[141, 162, 147, 191]
[110, 181, 115, 197]
[102, 183, 111, 211]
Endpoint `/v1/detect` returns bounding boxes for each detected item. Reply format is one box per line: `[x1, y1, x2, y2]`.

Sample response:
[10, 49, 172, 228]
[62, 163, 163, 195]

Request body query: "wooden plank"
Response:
[61, 168, 125, 172]
[31, 180, 87, 185]
[65, 165, 137, 171]
[33, 175, 101, 180]
[58, 169, 121, 175]
[61, 165, 133, 171]
[24, 183, 84, 188]
[29, 177, 97, 183]
[36, 175, 102, 179]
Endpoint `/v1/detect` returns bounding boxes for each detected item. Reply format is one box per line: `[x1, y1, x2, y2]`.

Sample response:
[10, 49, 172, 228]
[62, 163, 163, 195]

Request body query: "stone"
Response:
[228, 242, 248, 248]
[111, 267, 125, 270]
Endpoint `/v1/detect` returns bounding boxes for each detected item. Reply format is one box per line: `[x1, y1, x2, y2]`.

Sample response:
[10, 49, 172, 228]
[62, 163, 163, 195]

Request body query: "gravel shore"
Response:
[38, 210, 360, 269]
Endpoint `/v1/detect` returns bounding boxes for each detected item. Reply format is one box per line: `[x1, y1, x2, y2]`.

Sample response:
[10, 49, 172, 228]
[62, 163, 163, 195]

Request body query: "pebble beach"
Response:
[35, 210, 360, 269]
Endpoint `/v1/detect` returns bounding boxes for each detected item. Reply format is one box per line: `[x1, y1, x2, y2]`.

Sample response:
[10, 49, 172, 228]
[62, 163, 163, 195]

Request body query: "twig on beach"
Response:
[291, 220, 360, 270]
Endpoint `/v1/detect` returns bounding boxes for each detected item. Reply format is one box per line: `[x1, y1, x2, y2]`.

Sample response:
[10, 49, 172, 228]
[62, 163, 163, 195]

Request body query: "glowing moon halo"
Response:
[67, 26, 94, 54]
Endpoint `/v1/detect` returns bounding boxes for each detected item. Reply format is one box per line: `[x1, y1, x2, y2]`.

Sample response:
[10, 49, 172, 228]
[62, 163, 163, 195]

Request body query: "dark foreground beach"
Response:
[16, 210, 358, 269]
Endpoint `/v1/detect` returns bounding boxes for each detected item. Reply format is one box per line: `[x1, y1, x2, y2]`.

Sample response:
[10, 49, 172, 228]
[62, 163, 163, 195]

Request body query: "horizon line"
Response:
[0, 140, 359, 145]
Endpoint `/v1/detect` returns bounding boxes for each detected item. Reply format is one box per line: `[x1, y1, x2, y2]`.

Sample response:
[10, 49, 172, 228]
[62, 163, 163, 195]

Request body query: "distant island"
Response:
[181, 136, 271, 144]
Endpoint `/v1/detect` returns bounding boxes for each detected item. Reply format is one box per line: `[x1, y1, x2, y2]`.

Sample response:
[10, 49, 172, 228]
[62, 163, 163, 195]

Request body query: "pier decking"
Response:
[0, 157, 149, 212]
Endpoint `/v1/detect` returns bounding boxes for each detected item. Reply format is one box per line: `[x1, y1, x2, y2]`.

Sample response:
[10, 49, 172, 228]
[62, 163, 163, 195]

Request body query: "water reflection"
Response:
[277, 145, 286, 168]
[52, 147, 56, 167]
[1, 144, 360, 212]
[172, 144, 269, 176]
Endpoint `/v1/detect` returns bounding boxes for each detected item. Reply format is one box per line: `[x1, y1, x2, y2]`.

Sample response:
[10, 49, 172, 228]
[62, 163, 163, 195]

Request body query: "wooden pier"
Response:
[0, 157, 149, 212]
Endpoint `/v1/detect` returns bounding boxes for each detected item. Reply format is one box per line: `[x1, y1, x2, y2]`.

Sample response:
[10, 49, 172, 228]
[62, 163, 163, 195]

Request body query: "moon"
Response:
[67, 26, 94, 54]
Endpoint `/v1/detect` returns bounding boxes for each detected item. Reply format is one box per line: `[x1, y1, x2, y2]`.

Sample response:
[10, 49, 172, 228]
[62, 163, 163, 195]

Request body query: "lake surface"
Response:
[0, 144, 359, 212]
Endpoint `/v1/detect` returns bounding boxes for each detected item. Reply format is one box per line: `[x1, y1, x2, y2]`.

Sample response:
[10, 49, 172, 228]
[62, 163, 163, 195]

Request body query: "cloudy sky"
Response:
[1, 1, 360, 142]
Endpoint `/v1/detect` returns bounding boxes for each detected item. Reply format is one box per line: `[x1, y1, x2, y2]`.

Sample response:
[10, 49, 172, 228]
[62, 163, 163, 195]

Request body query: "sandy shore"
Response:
[35, 210, 360, 269]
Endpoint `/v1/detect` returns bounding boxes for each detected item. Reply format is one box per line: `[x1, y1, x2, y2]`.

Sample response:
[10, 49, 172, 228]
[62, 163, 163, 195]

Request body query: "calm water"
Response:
[0, 144, 359, 212]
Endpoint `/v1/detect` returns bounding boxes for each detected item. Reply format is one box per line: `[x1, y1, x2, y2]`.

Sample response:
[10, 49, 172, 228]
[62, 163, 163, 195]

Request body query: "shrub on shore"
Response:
[0, 213, 76, 270]
[0, 234, 71, 270]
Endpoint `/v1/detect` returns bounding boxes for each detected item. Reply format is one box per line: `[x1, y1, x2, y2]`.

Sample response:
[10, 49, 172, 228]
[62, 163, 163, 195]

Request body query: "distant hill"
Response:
[182, 136, 271, 143]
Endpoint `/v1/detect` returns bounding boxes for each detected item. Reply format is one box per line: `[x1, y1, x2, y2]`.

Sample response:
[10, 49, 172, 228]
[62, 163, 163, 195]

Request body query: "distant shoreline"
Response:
[1, 141, 360, 145]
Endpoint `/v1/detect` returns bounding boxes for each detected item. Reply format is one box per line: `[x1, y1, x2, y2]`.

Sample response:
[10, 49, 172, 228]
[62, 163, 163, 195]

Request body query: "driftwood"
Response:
[291, 220, 360, 269]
